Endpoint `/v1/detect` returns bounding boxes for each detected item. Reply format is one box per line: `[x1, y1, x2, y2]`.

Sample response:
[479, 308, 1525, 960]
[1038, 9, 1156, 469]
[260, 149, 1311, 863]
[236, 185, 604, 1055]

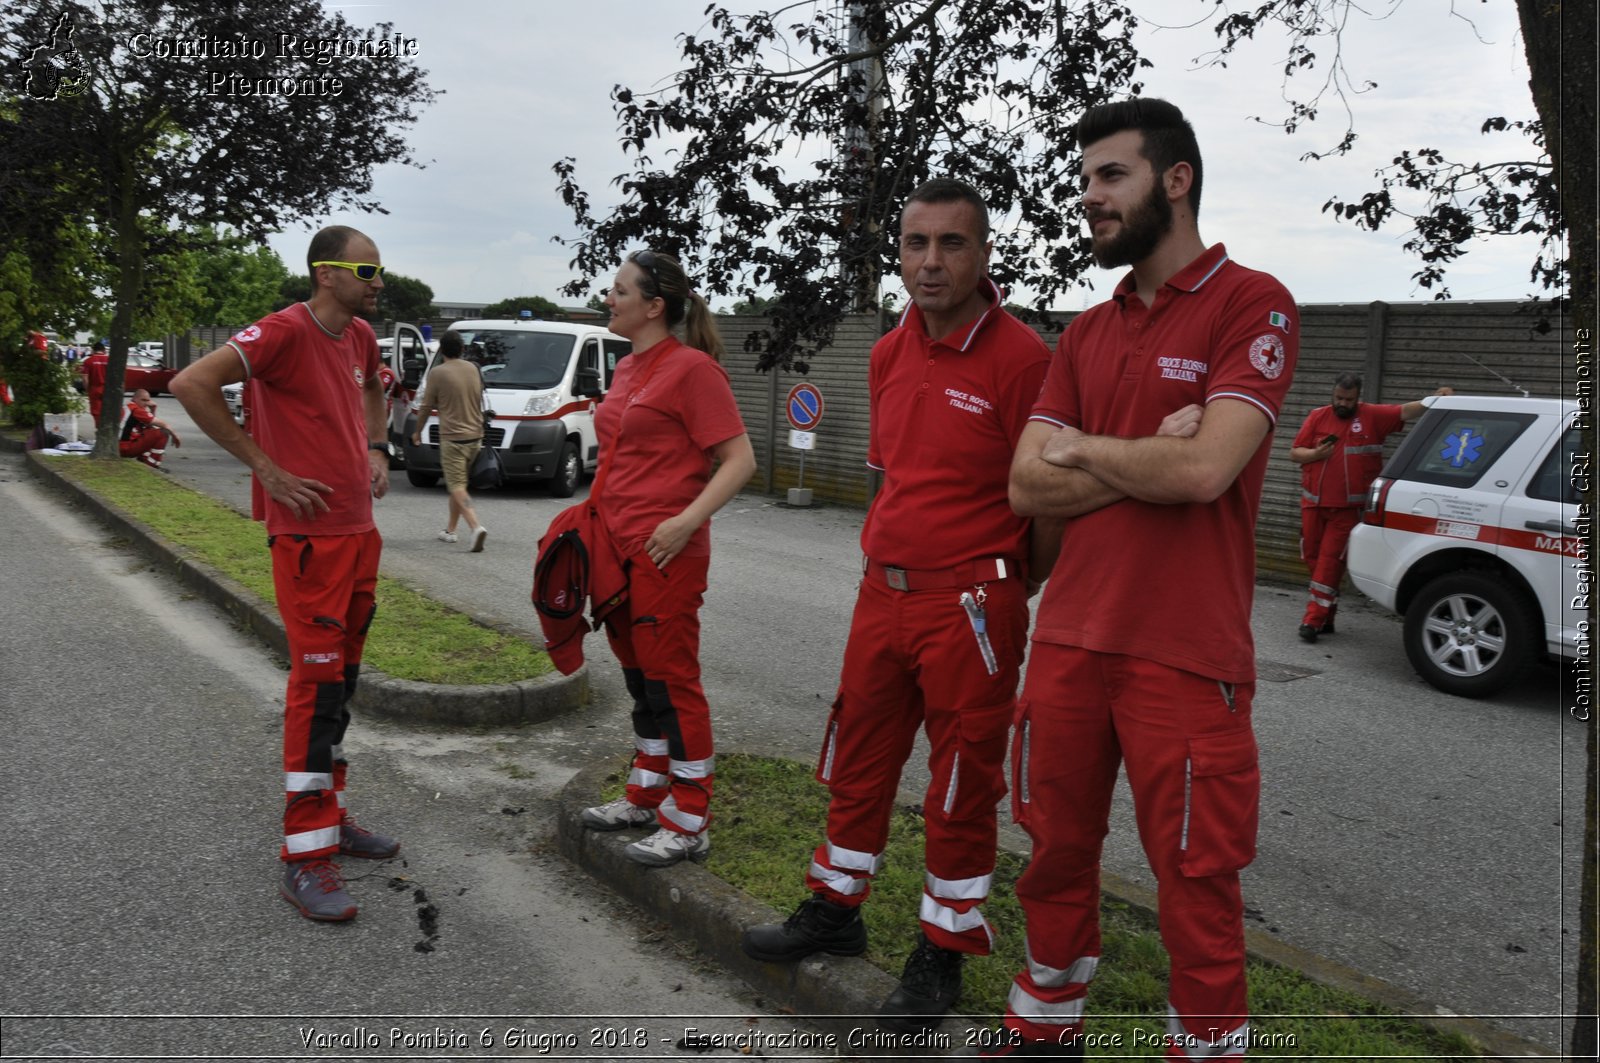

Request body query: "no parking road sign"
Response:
[786, 382, 824, 432]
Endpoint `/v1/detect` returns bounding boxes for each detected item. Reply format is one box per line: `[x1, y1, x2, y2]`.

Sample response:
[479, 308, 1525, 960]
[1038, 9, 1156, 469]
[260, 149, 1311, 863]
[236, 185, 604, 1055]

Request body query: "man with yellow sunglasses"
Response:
[173, 225, 398, 923]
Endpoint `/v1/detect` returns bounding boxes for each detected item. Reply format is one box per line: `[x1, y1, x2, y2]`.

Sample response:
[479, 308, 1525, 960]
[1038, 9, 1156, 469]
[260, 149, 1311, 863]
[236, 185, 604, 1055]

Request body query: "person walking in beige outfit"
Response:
[413, 330, 488, 551]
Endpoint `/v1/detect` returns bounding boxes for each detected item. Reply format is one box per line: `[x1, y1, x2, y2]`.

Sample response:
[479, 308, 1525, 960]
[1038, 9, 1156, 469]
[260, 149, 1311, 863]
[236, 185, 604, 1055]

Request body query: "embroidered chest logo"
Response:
[352, 366, 366, 388]
[1156, 356, 1208, 383]
[1248, 333, 1286, 380]
[944, 388, 993, 416]
[1351, 418, 1364, 435]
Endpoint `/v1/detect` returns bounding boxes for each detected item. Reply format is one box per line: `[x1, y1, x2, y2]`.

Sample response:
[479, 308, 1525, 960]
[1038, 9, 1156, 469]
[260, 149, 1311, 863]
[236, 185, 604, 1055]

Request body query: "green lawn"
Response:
[42, 455, 553, 685]
[617, 753, 1486, 1060]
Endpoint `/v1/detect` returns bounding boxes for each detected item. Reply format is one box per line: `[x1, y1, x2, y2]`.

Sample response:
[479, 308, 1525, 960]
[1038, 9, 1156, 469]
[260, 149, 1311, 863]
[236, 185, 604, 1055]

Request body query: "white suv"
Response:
[1347, 395, 1584, 697]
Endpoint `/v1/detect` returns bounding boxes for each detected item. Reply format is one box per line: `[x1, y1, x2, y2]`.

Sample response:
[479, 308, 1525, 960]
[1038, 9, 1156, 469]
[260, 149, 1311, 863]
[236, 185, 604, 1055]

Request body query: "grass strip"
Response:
[43, 455, 553, 686]
[607, 753, 1484, 1059]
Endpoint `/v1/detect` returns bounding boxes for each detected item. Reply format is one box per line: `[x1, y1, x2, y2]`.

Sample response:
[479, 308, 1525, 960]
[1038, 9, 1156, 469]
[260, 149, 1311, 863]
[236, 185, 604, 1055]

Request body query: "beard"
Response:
[1334, 405, 1357, 419]
[1089, 177, 1174, 269]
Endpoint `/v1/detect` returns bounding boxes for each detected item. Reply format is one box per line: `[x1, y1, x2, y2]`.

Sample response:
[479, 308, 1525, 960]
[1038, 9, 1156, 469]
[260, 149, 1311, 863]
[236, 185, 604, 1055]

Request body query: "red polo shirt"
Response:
[861, 278, 1051, 571]
[595, 338, 747, 558]
[1030, 245, 1298, 683]
[1293, 402, 1406, 508]
[226, 303, 381, 537]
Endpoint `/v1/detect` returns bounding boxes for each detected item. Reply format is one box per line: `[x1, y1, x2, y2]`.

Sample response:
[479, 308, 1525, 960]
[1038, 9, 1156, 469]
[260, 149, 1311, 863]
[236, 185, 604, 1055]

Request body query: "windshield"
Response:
[447, 329, 576, 389]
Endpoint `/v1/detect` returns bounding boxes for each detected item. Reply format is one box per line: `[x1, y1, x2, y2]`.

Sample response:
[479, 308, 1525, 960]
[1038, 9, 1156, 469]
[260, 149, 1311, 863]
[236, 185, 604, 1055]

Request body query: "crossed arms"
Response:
[1009, 398, 1273, 520]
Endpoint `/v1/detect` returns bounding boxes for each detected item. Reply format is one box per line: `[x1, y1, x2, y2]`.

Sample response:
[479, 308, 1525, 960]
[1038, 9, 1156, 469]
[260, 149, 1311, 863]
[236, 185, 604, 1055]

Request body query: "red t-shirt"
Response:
[1293, 402, 1406, 508]
[594, 337, 747, 558]
[862, 278, 1050, 571]
[1030, 244, 1299, 683]
[120, 400, 155, 442]
[83, 352, 108, 400]
[226, 303, 381, 537]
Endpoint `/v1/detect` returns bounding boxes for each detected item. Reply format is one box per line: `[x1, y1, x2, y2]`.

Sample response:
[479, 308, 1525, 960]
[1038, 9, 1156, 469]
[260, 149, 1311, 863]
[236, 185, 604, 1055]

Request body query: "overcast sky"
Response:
[267, 0, 1545, 310]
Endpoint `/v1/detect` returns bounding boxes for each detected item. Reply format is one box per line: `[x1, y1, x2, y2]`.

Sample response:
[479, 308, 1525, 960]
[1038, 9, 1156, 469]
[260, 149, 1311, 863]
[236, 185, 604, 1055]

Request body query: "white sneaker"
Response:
[436, 530, 458, 544]
[470, 525, 488, 553]
[581, 797, 656, 832]
[625, 827, 710, 867]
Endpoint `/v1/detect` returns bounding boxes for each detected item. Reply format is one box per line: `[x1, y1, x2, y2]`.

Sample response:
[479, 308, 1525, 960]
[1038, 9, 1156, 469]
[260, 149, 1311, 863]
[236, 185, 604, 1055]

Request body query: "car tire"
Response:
[406, 468, 439, 489]
[548, 440, 581, 498]
[1402, 571, 1540, 698]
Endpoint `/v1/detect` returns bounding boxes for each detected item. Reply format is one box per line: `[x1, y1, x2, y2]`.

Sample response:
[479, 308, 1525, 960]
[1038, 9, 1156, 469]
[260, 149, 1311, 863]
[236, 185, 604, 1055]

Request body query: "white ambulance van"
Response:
[401, 315, 629, 497]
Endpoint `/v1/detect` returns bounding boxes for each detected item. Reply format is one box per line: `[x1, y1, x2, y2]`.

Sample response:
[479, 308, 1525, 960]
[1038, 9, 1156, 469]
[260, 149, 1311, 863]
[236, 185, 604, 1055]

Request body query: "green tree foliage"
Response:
[479, 295, 564, 319]
[279, 274, 313, 310]
[0, 0, 437, 454]
[185, 228, 292, 326]
[372, 272, 438, 324]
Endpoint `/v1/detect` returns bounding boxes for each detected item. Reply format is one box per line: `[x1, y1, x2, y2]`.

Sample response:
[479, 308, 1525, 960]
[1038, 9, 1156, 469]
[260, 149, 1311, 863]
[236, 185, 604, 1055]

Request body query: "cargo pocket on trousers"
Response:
[815, 690, 846, 785]
[1009, 698, 1033, 827]
[1178, 728, 1260, 877]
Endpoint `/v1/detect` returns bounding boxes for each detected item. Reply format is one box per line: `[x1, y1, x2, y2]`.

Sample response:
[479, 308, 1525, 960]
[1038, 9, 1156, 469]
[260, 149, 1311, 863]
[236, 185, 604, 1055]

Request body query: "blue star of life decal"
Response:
[1440, 428, 1485, 468]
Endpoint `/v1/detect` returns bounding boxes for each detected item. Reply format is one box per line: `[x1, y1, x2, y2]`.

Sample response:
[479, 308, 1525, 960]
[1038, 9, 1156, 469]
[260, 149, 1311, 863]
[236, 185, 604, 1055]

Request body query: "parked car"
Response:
[1346, 395, 1584, 697]
[124, 352, 180, 396]
[221, 381, 245, 425]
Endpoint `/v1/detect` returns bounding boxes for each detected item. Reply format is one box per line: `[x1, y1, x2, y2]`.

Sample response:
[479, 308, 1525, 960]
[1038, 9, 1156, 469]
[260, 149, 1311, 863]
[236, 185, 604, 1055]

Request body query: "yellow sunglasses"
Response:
[312, 260, 384, 281]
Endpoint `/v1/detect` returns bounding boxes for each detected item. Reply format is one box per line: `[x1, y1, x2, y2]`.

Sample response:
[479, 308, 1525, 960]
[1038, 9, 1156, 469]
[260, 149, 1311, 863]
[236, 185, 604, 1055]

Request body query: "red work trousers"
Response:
[119, 428, 168, 468]
[1005, 645, 1258, 1059]
[1300, 506, 1360, 628]
[808, 575, 1027, 954]
[604, 551, 715, 836]
[271, 528, 381, 861]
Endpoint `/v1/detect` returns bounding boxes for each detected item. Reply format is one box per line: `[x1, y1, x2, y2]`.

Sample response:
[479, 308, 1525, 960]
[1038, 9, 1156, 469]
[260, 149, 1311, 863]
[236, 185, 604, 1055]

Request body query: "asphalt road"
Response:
[13, 404, 1589, 1053]
[0, 453, 837, 1060]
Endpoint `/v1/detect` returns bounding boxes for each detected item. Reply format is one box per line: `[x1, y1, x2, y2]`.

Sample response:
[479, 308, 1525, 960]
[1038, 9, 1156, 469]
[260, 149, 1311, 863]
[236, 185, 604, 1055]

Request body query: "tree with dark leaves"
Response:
[554, 0, 1147, 371]
[0, 0, 437, 455]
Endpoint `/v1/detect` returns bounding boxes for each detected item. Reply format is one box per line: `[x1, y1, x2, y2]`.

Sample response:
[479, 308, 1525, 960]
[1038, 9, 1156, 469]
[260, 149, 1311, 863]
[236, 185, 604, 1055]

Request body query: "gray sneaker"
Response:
[581, 797, 656, 832]
[280, 858, 357, 921]
[339, 816, 400, 860]
[625, 827, 710, 867]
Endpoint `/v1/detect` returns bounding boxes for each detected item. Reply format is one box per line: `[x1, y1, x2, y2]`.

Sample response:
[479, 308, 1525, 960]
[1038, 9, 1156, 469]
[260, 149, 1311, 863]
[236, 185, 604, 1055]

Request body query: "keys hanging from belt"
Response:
[959, 590, 999, 675]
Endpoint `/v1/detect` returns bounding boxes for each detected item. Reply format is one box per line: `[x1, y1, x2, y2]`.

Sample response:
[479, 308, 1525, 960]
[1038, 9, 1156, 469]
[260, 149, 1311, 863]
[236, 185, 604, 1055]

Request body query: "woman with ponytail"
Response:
[577, 249, 757, 867]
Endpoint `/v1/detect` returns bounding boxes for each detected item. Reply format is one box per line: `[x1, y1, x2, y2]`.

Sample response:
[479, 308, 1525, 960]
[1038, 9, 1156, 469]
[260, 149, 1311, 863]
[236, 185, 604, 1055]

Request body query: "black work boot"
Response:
[879, 933, 963, 1031]
[741, 895, 867, 962]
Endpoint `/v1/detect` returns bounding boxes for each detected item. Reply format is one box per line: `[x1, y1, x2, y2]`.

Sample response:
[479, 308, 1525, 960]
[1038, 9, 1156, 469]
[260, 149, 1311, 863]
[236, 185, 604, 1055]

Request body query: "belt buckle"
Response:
[884, 566, 909, 592]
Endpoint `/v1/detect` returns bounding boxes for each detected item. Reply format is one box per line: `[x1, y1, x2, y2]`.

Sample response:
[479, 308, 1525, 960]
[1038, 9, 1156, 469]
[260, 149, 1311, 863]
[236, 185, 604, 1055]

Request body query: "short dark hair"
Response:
[306, 225, 365, 279]
[1334, 372, 1363, 392]
[1075, 98, 1203, 216]
[439, 330, 463, 359]
[903, 177, 991, 241]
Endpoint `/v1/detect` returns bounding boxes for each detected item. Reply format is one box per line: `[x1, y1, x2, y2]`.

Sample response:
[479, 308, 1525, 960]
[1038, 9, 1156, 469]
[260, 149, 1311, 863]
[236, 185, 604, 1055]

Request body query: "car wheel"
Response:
[548, 440, 581, 498]
[1402, 571, 1540, 697]
[406, 468, 439, 489]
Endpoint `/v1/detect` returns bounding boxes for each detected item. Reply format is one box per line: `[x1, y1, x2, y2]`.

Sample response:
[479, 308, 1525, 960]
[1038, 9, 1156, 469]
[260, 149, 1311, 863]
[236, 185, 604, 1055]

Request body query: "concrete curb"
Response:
[557, 760, 1555, 1061]
[16, 444, 587, 728]
[556, 760, 986, 1053]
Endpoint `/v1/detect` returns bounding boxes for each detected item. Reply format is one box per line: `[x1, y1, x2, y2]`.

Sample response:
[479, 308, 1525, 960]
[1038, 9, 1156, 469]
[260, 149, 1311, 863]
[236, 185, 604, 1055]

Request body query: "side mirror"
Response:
[575, 367, 603, 399]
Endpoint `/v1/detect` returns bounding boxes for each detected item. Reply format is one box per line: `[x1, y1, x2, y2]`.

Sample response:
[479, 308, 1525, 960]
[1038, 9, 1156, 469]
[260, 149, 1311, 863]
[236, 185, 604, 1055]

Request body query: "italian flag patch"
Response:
[1268, 311, 1291, 333]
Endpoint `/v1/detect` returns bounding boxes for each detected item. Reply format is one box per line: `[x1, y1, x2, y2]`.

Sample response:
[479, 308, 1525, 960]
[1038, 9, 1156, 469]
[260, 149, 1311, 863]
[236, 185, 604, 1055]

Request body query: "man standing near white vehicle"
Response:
[413, 329, 488, 551]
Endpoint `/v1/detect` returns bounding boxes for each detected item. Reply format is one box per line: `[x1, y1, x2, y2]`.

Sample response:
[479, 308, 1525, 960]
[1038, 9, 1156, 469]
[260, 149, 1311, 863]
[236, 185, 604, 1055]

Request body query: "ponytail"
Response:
[629, 249, 726, 362]
[684, 291, 726, 363]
